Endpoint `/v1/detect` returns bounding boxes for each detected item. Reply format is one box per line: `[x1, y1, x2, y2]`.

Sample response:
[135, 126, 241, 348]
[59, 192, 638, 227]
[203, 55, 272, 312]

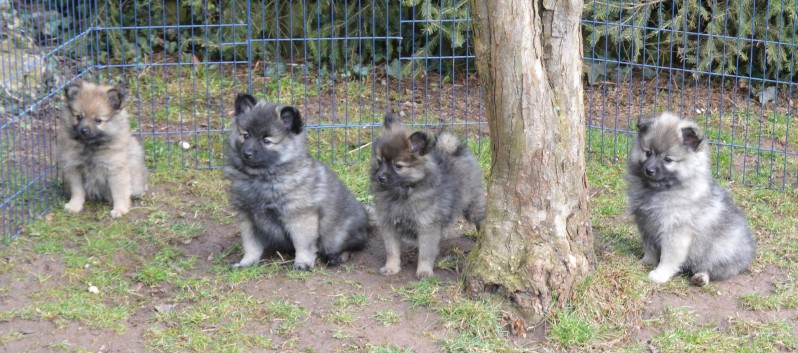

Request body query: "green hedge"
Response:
[93, 0, 472, 78]
[9, 0, 798, 81]
[583, 0, 798, 82]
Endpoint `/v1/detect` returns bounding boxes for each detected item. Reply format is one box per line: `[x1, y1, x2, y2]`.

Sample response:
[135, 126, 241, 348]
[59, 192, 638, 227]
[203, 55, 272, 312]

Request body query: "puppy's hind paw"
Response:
[324, 252, 351, 266]
[690, 273, 710, 287]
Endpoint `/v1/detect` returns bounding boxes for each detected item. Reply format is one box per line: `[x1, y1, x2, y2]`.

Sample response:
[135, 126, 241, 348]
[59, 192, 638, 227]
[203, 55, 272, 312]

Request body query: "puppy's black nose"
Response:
[80, 127, 90, 136]
[242, 150, 253, 159]
[378, 175, 387, 183]
[645, 167, 657, 176]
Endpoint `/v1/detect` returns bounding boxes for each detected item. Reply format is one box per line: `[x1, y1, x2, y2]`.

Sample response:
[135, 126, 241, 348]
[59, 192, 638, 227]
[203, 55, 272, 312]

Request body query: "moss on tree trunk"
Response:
[465, 0, 594, 325]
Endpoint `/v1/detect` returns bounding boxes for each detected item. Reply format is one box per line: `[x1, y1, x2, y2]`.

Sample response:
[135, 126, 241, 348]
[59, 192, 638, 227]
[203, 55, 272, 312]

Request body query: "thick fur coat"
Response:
[225, 94, 368, 270]
[371, 113, 486, 278]
[627, 112, 755, 286]
[57, 81, 147, 218]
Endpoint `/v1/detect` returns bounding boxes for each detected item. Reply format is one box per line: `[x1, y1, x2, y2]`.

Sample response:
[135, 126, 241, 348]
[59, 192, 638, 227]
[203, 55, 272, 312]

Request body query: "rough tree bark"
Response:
[464, 0, 594, 324]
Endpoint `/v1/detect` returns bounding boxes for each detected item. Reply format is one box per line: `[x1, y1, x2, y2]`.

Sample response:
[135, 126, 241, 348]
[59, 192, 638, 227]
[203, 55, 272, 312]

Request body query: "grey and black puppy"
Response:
[57, 80, 148, 218]
[225, 94, 369, 270]
[627, 112, 755, 286]
[371, 113, 486, 278]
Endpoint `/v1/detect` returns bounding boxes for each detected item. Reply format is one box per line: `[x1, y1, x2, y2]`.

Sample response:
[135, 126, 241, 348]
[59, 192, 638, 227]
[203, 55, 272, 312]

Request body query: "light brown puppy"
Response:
[57, 81, 148, 218]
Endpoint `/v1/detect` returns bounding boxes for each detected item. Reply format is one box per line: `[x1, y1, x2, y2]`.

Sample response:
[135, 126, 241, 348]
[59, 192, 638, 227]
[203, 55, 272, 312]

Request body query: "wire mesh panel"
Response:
[583, 0, 798, 189]
[1, 0, 797, 240]
[0, 0, 94, 241]
[0, 0, 485, 241]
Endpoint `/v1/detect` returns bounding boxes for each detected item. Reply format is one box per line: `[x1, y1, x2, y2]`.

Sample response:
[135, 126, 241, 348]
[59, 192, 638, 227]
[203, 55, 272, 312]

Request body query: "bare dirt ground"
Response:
[635, 265, 798, 343]
[0, 183, 480, 352]
[2, 177, 797, 352]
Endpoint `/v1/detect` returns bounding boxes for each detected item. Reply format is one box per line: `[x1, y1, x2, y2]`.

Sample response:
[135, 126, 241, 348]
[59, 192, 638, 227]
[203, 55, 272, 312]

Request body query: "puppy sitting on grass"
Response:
[57, 81, 148, 218]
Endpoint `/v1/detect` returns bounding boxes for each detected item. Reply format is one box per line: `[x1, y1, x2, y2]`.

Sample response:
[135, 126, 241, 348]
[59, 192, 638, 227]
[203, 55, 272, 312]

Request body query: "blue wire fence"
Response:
[1, 0, 796, 241]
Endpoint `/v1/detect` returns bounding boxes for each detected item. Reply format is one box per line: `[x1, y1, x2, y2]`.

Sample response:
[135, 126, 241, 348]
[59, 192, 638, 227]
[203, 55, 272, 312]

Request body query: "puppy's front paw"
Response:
[647, 269, 673, 283]
[232, 253, 262, 269]
[293, 261, 314, 271]
[232, 261, 254, 269]
[109, 207, 129, 218]
[415, 269, 435, 279]
[379, 264, 400, 276]
[64, 200, 84, 213]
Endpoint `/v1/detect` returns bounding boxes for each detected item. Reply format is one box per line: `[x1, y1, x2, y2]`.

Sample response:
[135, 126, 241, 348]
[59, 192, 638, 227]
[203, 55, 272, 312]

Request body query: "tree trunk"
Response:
[464, 0, 594, 324]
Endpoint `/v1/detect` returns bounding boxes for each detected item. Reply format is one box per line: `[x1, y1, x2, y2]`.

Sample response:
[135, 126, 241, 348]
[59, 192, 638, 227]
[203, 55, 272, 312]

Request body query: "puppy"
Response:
[224, 94, 369, 270]
[57, 81, 148, 218]
[627, 112, 756, 286]
[371, 113, 486, 278]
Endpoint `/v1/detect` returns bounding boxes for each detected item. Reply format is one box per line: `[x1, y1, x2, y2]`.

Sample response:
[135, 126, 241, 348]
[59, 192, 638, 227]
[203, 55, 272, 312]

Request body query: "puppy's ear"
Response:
[64, 81, 82, 103]
[408, 131, 432, 155]
[234, 93, 258, 115]
[106, 86, 125, 111]
[384, 111, 401, 130]
[278, 105, 304, 134]
[636, 113, 657, 134]
[681, 126, 703, 151]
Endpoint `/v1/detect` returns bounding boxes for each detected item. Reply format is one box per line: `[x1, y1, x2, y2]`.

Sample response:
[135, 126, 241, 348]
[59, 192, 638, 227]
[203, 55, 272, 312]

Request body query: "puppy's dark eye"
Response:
[663, 156, 673, 163]
[645, 150, 652, 157]
[393, 162, 404, 170]
[75, 114, 83, 121]
[242, 133, 250, 139]
[95, 118, 102, 123]
[262, 136, 271, 145]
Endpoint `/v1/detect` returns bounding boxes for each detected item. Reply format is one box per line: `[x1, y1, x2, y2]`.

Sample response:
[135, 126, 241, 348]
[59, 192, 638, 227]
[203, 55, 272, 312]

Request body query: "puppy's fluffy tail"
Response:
[435, 131, 463, 155]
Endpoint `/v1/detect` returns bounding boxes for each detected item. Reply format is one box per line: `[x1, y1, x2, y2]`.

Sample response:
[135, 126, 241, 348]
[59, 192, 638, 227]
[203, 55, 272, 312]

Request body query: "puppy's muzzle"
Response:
[242, 149, 254, 160]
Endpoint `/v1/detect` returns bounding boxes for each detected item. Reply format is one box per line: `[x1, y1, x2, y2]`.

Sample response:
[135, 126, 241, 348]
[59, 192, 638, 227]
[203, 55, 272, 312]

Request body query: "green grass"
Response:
[265, 300, 309, 336]
[643, 308, 798, 352]
[0, 331, 24, 346]
[547, 307, 600, 348]
[145, 291, 275, 352]
[364, 344, 415, 353]
[3, 84, 798, 353]
[373, 309, 401, 326]
[3, 155, 797, 351]
[739, 277, 798, 310]
[134, 247, 188, 285]
[437, 299, 504, 339]
[326, 293, 370, 326]
[20, 286, 132, 333]
[397, 278, 441, 308]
